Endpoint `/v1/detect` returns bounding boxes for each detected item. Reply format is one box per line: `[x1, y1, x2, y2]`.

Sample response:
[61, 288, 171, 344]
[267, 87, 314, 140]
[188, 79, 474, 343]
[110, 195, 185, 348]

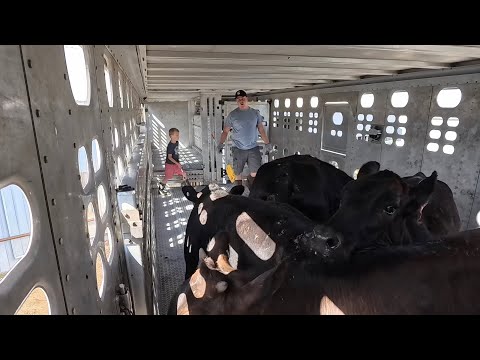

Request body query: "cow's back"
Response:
[249, 154, 353, 223]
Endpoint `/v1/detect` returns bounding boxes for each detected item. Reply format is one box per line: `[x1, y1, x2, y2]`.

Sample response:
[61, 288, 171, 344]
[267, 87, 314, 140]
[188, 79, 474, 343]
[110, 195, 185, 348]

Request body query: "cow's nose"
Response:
[313, 225, 342, 251]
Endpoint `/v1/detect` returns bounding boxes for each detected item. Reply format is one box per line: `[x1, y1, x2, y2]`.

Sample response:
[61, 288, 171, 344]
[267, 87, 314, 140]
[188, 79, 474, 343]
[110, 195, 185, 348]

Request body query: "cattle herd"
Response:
[167, 154, 480, 315]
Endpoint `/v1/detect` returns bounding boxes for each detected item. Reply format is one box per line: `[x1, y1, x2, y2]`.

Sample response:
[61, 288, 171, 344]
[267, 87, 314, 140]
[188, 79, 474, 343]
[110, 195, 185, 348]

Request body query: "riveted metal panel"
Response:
[420, 83, 480, 230]
[345, 90, 387, 178]
[0, 45, 66, 315]
[379, 86, 433, 177]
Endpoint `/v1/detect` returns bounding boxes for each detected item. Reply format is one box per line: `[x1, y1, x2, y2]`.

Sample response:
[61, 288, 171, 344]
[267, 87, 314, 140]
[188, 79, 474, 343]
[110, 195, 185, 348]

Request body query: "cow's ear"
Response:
[182, 185, 198, 202]
[229, 185, 245, 196]
[357, 161, 380, 178]
[403, 171, 437, 217]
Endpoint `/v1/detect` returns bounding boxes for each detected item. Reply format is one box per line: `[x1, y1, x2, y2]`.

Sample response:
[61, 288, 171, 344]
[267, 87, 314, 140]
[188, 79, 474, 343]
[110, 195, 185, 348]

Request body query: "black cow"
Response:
[170, 228, 480, 315]
[248, 154, 353, 224]
[181, 183, 330, 280]
[310, 161, 461, 262]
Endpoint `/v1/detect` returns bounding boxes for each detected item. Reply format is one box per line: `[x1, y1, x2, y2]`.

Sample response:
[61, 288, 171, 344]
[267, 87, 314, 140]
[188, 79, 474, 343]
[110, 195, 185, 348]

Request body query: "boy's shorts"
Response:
[164, 163, 185, 182]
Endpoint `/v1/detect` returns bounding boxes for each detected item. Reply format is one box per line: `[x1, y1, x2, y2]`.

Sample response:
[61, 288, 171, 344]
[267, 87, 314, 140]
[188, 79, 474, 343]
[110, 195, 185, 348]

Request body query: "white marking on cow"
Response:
[216, 281, 228, 293]
[197, 192, 202, 198]
[198, 203, 203, 215]
[320, 296, 344, 315]
[209, 189, 229, 201]
[208, 183, 220, 191]
[200, 209, 208, 225]
[177, 293, 189, 315]
[189, 269, 206, 298]
[235, 212, 276, 261]
[228, 245, 238, 269]
[207, 237, 215, 251]
[216, 254, 236, 275]
[204, 256, 216, 270]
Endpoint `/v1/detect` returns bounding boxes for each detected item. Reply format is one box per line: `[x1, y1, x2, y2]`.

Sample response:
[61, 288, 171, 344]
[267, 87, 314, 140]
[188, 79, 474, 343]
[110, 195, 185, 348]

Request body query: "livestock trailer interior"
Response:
[2, 45, 480, 315]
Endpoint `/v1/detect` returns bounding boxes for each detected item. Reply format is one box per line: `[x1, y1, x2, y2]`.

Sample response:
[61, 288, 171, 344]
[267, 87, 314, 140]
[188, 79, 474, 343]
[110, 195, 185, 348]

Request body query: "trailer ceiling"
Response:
[142, 45, 480, 101]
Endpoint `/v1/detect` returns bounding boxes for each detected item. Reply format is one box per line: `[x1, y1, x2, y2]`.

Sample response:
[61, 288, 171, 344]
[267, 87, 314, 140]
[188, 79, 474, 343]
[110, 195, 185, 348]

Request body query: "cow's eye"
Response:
[384, 206, 397, 215]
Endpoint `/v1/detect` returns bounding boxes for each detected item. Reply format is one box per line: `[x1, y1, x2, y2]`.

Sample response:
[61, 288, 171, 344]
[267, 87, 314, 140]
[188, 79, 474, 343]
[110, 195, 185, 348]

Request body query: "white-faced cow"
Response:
[311, 161, 461, 262]
[248, 154, 353, 224]
[170, 228, 480, 315]
[181, 183, 330, 280]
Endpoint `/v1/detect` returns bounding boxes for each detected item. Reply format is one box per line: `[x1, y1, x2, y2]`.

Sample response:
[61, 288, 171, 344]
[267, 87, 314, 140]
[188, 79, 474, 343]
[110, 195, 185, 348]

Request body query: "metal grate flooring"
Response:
[152, 145, 250, 314]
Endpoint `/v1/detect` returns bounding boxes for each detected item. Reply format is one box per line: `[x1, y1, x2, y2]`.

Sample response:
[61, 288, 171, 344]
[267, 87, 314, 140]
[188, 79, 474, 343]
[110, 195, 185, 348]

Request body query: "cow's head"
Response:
[312, 161, 438, 261]
[182, 183, 245, 203]
[174, 234, 287, 315]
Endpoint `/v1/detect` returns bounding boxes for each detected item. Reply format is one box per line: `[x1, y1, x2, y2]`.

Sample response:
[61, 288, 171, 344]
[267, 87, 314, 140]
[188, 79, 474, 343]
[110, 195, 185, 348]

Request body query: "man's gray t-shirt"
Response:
[224, 107, 263, 150]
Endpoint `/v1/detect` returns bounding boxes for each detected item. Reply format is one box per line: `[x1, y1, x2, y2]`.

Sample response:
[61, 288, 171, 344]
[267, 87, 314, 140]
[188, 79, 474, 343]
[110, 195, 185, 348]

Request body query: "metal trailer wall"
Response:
[255, 72, 480, 231]
[0, 45, 143, 315]
[148, 102, 191, 148]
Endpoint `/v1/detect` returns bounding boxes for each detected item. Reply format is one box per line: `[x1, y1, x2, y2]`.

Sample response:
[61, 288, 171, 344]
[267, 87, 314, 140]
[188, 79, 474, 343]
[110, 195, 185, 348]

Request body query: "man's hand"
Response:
[217, 143, 225, 153]
[264, 143, 275, 153]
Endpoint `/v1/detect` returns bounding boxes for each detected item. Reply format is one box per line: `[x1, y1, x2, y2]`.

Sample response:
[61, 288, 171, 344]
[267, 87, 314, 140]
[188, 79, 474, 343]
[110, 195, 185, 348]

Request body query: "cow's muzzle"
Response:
[299, 225, 344, 259]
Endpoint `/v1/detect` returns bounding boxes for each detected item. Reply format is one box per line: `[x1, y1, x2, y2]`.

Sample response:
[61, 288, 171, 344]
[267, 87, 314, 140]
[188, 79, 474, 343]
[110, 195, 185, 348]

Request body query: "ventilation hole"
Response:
[103, 61, 113, 108]
[365, 124, 371, 131]
[331, 130, 336, 136]
[0, 185, 32, 285]
[104, 228, 113, 263]
[295, 112, 299, 117]
[15, 287, 50, 315]
[273, 99, 279, 108]
[366, 114, 373, 122]
[395, 138, 405, 147]
[386, 126, 395, 134]
[429, 130, 441, 139]
[357, 124, 364, 131]
[91, 139, 102, 173]
[283, 148, 288, 156]
[447, 117, 459, 127]
[284, 98, 291, 108]
[64, 45, 90, 106]
[283, 111, 287, 116]
[391, 91, 409, 108]
[118, 72, 124, 108]
[427, 142, 439, 152]
[295, 151, 301, 155]
[360, 93, 374, 108]
[387, 115, 396, 123]
[97, 184, 107, 218]
[296, 97, 303, 108]
[397, 127, 406, 136]
[114, 128, 119, 148]
[357, 114, 364, 121]
[445, 131, 457, 141]
[431, 116, 443, 126]
[353, 169, 360, 179]
[78, 146, 90, 190]
[443, 144, 455, 155]
[476, 211, 480, 226]
[310, 96, 319, 108]
[356, 133, 363, 140]
[398, 115, 408, 124]
[87, 202, 96, 245]
[309, 112, 313, 118]
[313, 120, 318, 126]
[332, 112, 343, 125]
[299, 112, 303, 117]
[337, 131, 343, 137]
[313, 128, 317, 134]
[298, 126, 303, 131]
[96, 253, 105, 298]
[314, 112, 319, 119]
[308, 127, 312, 133]
[437, 87, 462, 108]
[384, 137, 393, 145]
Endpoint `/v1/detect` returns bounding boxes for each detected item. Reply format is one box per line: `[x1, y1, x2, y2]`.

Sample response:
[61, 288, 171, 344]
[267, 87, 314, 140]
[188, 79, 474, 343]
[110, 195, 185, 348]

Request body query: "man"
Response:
[217, 89, 273, 189]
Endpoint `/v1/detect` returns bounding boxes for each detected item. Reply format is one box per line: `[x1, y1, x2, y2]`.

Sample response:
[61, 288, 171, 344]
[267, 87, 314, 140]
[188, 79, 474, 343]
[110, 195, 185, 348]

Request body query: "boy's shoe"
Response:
[226, 164, 236, 184]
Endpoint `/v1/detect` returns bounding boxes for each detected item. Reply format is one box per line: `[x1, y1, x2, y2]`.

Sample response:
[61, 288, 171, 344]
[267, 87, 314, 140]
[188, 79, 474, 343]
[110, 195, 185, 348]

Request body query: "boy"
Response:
[159, 128, 187, 192]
